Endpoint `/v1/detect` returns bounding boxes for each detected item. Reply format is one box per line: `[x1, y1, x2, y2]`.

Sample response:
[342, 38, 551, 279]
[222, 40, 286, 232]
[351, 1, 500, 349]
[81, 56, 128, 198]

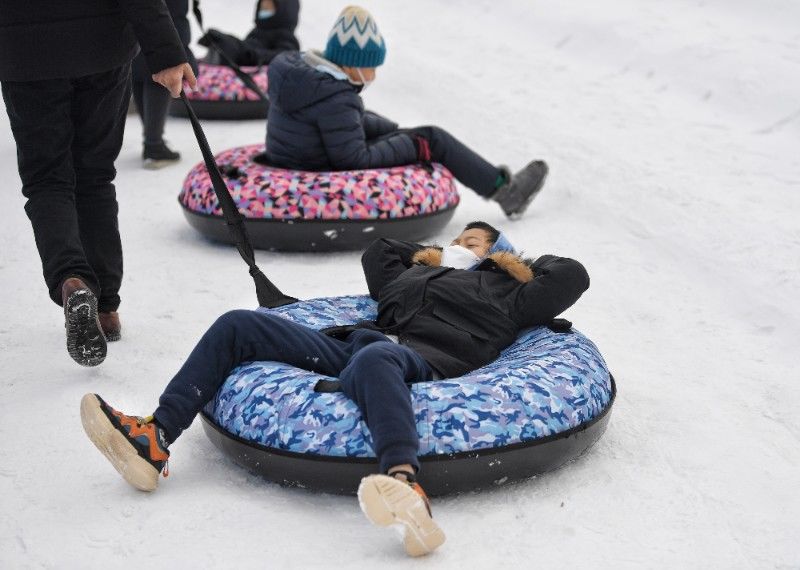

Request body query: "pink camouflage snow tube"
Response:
[178, 144, 460, 252]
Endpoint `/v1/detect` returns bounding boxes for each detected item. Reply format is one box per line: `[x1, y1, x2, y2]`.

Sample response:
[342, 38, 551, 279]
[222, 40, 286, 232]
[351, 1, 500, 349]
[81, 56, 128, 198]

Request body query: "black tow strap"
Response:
[180, 92, 296, 308]
[191, 0, 269, 102]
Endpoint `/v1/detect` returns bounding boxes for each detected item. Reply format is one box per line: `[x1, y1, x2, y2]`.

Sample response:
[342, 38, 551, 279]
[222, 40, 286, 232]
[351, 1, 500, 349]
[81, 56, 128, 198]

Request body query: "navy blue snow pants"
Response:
[153, 310, 432, 473]
[400, 126, 501, 197]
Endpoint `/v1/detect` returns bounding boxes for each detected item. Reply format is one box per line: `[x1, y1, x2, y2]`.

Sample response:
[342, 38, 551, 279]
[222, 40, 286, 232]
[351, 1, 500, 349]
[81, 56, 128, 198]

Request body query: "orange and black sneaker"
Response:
[357, 471, 446, 557]
[80, 393, 170, 492]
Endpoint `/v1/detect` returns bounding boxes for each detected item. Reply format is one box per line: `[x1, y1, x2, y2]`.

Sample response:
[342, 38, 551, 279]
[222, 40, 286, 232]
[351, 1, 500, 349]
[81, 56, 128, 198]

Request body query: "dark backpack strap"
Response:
[191, 0, 204, 29]
[190, 0, 269, 102]
[179, 92, 295, 308]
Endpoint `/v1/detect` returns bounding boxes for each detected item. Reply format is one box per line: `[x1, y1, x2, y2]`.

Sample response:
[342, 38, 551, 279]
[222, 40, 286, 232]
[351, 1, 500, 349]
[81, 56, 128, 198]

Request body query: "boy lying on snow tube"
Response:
[262, 6, 549, 220]
[80, 221, 589, 558]
[198, 0, 300, 67]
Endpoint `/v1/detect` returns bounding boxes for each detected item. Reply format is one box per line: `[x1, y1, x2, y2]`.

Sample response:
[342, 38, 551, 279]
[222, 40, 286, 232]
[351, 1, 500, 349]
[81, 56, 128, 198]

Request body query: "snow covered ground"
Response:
[1, 0, 798, 567]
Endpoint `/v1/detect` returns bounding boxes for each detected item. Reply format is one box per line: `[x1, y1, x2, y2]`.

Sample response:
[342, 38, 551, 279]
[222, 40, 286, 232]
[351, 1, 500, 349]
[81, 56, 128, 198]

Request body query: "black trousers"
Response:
[131, 47, 194, 146]
[399, 126, 501, 197]
[1, 64, 130, 312]
[131, 72, 171, 146]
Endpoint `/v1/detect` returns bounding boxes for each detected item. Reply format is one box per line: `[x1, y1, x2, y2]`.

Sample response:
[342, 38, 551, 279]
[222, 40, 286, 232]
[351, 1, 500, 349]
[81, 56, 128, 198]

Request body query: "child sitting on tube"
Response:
[263, 5, 549, 219]
[80, 221, 589, 557]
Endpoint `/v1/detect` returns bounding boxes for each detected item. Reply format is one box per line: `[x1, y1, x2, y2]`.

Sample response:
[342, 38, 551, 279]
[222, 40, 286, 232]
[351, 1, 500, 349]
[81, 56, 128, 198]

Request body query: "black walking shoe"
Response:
[143, 142, 181, 170]
[62, 278, 107, 367]
[492, 160, 549, 220]
[99, 311, 122, 342]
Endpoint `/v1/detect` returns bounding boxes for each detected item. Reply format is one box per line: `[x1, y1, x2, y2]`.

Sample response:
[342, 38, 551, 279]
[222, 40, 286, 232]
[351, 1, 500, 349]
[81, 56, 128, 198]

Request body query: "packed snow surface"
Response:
[1, 1, 798, 567]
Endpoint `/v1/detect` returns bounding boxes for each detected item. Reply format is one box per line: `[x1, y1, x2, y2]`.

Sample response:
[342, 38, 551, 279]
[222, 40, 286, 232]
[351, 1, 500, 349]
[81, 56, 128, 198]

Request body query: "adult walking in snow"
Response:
[199, 0, 301, 67]
[264, 5, 549, 219]
[0, 0, 196, 366]
[132, 0, 198, 169]
[80, 221, 589, 557]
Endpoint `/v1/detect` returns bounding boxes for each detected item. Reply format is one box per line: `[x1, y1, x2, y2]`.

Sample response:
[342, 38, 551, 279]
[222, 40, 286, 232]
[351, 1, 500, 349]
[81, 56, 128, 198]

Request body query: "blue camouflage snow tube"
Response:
[200, 295, 616, 496]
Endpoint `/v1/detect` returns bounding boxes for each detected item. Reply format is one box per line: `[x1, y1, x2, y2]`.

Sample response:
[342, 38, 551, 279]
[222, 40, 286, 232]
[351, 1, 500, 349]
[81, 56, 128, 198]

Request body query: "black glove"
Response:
[198, 29, 244, 64]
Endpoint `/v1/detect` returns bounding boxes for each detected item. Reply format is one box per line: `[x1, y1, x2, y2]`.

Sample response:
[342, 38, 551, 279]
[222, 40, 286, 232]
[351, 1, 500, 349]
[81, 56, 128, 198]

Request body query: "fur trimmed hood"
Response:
[361, 238, 590, 378]
[411, 247, 534, 283]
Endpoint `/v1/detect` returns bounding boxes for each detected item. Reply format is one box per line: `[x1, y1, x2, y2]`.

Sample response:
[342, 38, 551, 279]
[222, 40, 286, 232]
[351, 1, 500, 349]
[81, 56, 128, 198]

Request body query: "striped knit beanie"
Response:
[324, 6, 386, 68]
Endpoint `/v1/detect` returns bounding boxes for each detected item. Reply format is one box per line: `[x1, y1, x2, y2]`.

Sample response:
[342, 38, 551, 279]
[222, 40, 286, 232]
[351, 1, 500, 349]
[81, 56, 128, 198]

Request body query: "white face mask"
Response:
[440, 245, 481, 270]
[348, 68, 374, 91]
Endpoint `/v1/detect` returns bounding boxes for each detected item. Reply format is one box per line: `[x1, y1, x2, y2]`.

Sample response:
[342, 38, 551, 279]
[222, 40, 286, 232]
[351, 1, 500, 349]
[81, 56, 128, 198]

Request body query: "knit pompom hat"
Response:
[324, 6, 386, 68]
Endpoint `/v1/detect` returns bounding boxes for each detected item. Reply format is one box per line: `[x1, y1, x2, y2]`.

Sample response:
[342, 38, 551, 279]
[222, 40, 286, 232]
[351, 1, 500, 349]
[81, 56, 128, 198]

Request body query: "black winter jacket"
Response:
[360, 239, 590, 378]
[133, 0, 196, 80]
[242, 0, 300, 65]
[265, 51, 417, 171]
[0, 0, 186, 82]
[203, 0, 299, 67]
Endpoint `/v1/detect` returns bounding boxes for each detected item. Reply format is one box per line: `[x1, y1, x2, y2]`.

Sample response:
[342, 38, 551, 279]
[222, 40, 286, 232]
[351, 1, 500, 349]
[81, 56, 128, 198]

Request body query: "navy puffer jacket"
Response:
[265, 51, 417, 171]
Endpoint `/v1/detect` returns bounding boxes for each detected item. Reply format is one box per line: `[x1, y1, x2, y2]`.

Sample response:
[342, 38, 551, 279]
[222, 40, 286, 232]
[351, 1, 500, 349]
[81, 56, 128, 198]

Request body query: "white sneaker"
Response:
[357, 474, 446, 557]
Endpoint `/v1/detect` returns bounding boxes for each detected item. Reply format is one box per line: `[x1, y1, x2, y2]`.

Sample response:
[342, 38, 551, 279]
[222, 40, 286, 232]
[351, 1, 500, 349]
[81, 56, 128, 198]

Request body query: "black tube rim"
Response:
[200, 374, 616, 465]
[179, 198, 460, 225]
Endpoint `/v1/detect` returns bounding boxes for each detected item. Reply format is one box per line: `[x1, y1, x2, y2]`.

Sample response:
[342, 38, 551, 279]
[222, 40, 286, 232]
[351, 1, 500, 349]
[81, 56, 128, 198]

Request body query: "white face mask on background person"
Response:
[257, 0, 275, 19]
[348, 68, 374, 91]
[440, 245, 481, 270]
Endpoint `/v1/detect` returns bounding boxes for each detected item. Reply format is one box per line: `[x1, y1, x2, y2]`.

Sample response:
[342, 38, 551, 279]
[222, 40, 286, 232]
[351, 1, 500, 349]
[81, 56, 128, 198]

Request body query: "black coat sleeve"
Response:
[511, 255, 590, 328]
[166, 0, 192, 46]
[363, 111, 399, 140]
[317, 97, 417, 170]
[361, 239, 424, 300]
[116, 0, 187, 74]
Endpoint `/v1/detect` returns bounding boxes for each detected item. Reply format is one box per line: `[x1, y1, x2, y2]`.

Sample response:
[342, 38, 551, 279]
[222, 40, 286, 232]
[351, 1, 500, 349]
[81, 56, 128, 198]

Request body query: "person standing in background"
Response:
[132, 0, 198, 169]
[0, 0, 196, 367]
